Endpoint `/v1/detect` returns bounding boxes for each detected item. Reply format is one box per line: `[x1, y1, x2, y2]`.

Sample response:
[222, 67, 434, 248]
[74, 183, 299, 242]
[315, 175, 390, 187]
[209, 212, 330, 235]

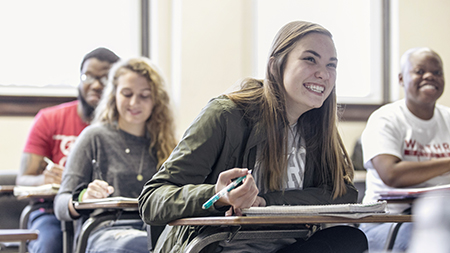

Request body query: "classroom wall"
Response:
[1, 0, 450, 171]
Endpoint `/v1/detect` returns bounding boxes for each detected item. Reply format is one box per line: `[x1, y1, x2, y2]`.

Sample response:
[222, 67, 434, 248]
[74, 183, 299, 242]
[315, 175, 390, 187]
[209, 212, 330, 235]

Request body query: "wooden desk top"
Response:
[0, 229, 39, 242]
[0, 185, 14, 193]
[169, 214, 412, 226]
[15, 193, 56, 201]
[13, 184, 59, 200]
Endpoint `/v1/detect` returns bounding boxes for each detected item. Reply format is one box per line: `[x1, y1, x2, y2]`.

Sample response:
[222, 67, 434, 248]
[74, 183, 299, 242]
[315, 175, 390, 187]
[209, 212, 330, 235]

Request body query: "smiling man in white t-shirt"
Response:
[361, 47, 450, 252]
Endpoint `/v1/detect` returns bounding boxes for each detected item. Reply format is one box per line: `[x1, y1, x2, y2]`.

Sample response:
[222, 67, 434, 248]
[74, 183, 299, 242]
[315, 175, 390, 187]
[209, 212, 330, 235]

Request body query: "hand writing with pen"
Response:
[43, 157, 64, 184]
[213, 168, 265, 216]
[80, 180, 115, 202]
[79, 159, 114, 201]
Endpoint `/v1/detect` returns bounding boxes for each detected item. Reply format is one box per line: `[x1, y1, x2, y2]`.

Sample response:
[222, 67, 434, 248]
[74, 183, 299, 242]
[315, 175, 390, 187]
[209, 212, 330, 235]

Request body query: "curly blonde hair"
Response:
[94, 57, 177, 168]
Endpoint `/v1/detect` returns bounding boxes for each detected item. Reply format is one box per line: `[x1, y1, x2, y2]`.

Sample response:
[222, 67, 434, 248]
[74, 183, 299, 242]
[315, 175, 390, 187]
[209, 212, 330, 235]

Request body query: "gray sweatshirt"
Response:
[54, 123, 157, 222]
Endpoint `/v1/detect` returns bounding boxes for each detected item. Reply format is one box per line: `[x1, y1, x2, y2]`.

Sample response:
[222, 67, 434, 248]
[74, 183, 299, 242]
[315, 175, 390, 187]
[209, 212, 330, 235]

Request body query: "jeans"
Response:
[27, 209, 63, 253]
[86, 221, 148, 253]
[360, 222, 412, 252]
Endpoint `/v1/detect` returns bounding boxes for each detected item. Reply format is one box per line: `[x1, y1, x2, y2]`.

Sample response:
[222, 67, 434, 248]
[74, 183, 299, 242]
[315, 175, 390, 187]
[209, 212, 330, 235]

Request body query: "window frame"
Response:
[0, 0, 392, 121]
[0, 0, 150, 117]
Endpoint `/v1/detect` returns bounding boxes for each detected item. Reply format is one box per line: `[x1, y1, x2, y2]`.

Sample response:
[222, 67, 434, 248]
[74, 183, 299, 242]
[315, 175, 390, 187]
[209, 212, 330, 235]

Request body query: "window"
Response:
[0, 0, 141, 97]
[253, 0, 398, 105]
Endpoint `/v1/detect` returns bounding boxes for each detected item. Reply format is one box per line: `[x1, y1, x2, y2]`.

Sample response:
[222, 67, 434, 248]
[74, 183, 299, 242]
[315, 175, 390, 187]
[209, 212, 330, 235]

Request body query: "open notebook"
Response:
[241, 201, 387, 218]
[73, 197, 138, 210]
[77, 196, 137, 204]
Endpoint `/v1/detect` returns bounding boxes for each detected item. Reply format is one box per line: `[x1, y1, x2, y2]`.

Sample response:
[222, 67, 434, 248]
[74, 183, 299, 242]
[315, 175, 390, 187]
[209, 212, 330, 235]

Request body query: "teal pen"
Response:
[202, 170, 252, 209]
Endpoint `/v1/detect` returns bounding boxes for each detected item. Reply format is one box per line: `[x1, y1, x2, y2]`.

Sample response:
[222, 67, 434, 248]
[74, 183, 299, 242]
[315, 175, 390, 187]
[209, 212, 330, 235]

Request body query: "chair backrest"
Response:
[0, 171, 29, 229]
[351, 138, 366, 203]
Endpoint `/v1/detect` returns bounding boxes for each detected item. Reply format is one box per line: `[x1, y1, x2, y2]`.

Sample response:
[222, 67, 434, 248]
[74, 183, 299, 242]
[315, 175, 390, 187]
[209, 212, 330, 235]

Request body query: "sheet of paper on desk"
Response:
[376, 184, 450, 196]
[78, 196, 137, 204]
[241, 201, 387, 217]
[13, 183, 60, 197]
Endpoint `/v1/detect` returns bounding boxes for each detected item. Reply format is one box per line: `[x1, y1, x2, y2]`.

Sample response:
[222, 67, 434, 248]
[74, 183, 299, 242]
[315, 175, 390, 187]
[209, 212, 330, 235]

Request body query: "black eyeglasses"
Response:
[80, 74, 108, 86]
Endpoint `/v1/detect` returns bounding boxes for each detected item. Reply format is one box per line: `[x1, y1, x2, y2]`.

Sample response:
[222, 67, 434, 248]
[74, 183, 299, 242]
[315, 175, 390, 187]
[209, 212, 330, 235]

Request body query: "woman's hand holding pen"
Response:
[81, 179, 114, 201]
[215, 168, 258, 215]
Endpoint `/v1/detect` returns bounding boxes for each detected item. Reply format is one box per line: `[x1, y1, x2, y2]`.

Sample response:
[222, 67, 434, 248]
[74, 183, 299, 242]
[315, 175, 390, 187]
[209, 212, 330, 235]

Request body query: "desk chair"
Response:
[185, 224, 313, 253]
[66, 198, 163, 253]
[0, 172, 29, 230]
[169, 215, 412, 253]
[74, 209, 141, 253]
[0, 229, 39, 252]
[0, 172, 32, 252]
[16, 193, 57, 253]
[351, 138, 405, 249]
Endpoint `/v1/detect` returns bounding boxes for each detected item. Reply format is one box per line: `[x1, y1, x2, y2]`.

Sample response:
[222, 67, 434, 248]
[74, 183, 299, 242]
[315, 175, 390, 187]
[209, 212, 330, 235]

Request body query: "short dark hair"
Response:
[80, 47, 120, 71]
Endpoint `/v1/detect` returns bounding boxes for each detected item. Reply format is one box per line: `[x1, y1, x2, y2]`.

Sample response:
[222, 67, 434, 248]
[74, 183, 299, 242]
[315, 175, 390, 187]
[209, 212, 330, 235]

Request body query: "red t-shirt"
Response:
[23, 100, 89, 166]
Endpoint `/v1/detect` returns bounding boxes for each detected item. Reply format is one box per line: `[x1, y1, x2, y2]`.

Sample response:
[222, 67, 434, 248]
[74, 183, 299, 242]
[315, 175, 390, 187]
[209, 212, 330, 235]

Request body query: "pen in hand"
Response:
[43, 157, 54, 170]
[202, 170, 252, 209]
[43, 157, 64, 184]
[88, 160, 114, 199]
[92, 159, 103, 181]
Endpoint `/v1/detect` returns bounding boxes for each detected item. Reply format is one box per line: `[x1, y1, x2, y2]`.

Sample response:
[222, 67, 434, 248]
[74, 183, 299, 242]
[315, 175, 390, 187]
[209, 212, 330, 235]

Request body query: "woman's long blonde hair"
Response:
[94, 57, 177, 168]
[227, 21, 353, 198]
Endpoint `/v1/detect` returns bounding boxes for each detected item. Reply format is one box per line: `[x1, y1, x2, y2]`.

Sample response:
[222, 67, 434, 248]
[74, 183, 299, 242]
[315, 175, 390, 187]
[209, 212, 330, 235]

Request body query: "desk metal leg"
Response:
[18, 204, 35, 253]
[19, 203, 42, 253]
[384, 222, 403, 251]
[75, 211, 140, 253]
[18, 202, 53, 253]
[185, 226, 311, 253]
[62, 221, 74, 253]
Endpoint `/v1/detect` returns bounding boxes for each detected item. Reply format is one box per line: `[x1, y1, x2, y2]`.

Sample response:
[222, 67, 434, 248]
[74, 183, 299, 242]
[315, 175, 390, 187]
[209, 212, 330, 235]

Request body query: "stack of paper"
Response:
[377, 184, 450, 201]
[13, 184, 60, 197]
[242, 201, 387, 217]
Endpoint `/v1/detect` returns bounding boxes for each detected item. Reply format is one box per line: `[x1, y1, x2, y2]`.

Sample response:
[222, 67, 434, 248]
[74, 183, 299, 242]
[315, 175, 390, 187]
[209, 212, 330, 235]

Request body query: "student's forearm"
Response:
[18, 152, 47, 186]
[376, 158, 450, 187]
[15, 174, 45, 186]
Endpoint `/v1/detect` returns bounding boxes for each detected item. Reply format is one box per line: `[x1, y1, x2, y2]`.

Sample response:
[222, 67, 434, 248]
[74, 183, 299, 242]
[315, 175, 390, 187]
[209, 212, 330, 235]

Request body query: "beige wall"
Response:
[2, 0, 450, 171]
[0, 116, 34, 170]
[398, 0, 450, 108]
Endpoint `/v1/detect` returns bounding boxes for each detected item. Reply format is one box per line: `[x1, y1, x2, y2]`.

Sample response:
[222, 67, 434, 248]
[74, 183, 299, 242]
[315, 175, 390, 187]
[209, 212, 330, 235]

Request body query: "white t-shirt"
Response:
[253, 123, 306, 193]
[362, 99, 450, 213]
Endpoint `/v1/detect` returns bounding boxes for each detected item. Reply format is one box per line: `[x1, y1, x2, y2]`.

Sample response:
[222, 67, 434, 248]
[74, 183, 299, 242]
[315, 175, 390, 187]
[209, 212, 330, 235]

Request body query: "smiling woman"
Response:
[116, 70, 154, 136]
[254, 0, 393, 105]
[138, 20, 368, 253]
[53, 57, 177, 252]
[282, 33, 337, 123]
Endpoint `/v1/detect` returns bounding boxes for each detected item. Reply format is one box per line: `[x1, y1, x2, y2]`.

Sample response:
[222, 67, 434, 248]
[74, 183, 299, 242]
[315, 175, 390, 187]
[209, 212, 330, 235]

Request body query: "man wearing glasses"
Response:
[16, 47, 119, 253]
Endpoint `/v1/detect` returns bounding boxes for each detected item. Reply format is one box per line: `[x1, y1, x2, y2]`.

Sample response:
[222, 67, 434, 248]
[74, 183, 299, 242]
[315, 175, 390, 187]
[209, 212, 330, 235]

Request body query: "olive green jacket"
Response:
[138, 96, 358, 252]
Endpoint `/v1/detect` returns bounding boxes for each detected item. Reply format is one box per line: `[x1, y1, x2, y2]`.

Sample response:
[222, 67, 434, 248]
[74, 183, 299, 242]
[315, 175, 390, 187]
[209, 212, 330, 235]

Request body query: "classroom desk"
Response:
[0, 185, 15, 194]
[0, 229, 39, 242]
[0, 228, 39, 252]
[72, 198, 140, 253]
[168, 214, 412, 253]
[14, 191, 57, 253]
[16, 192, 56, 230]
